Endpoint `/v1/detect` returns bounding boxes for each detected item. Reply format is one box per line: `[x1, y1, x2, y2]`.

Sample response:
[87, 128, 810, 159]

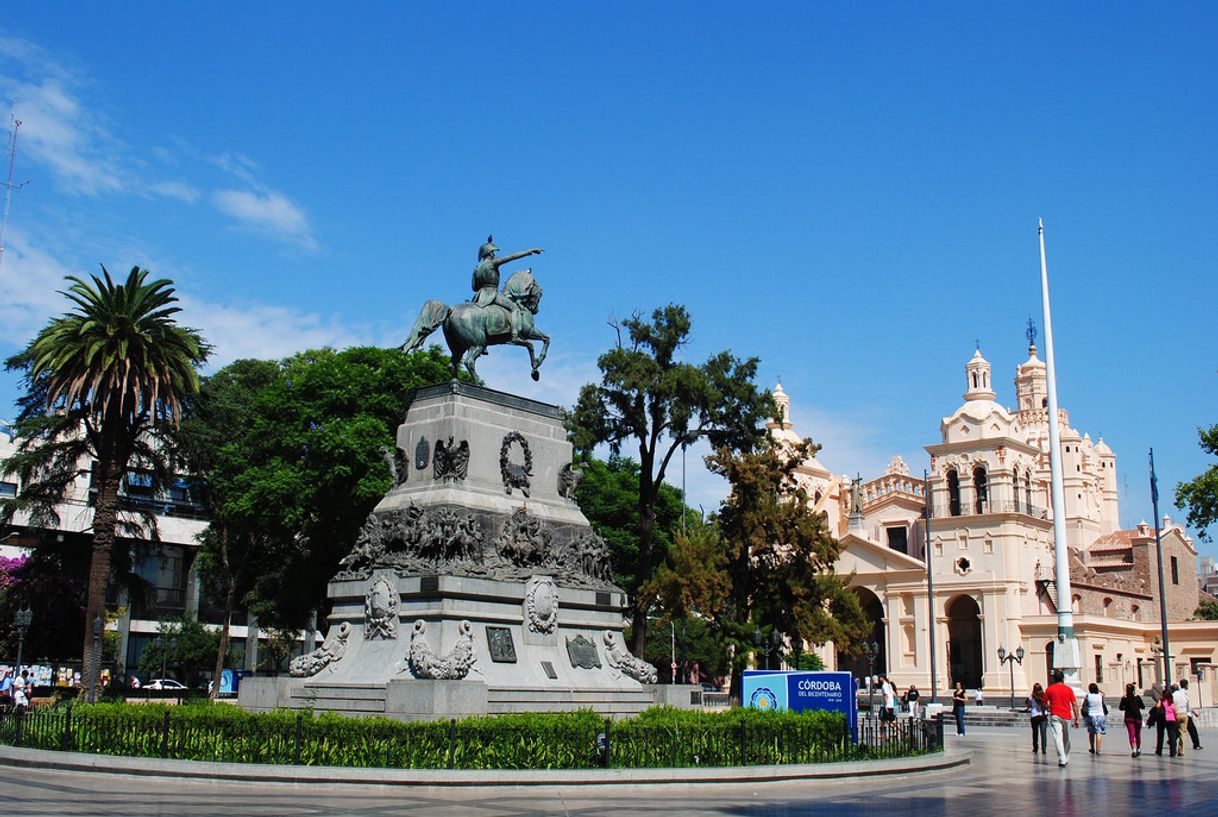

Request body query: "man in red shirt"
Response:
[1044, 669, 1081, 766]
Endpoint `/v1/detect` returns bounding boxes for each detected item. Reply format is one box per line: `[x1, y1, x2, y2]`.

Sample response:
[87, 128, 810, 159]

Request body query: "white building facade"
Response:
[774, 342, 1216, 701]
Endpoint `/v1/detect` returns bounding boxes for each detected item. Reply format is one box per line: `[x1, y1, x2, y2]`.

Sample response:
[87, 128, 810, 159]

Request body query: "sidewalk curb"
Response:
[0, 745, 969, 787]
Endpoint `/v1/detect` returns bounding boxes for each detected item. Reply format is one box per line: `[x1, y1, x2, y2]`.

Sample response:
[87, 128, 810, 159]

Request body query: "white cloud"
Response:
[179, 297, 366, 366]
[1, 74, 126, 196]
[0, 224, 356, 366]
[0, 37, 316, 251]
[0, 226, 82, 343]
[146, 180, 200, 203]
[212, 188, 318, 252]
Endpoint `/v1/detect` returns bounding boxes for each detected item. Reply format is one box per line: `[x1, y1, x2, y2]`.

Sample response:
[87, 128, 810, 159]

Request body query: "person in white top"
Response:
[11, 670, 29, 712]
[1171, 682, 1192, 756]
[1084, 682, 1108, 755]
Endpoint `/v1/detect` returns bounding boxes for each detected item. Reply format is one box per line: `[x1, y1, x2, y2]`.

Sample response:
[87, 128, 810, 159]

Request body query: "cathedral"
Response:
[769, 338, 1216, 701]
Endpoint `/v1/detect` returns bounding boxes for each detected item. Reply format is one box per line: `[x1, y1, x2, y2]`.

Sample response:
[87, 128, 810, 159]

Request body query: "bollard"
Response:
[598, 718, 612, 768]
[161, 710, 171, 758]
[294, 713, 303, 765]
[62, 704, 73, 752]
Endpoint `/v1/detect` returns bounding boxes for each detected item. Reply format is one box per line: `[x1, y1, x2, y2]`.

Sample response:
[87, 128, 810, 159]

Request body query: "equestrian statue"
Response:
[401, 235, 551, 380]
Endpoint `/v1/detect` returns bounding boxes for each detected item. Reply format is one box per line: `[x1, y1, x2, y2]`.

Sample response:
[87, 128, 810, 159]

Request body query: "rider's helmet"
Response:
[478, 234, 498, 260]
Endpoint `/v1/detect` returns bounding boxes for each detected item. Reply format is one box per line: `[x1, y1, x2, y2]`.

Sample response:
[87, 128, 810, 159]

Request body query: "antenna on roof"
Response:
[0, 99, 31, 277]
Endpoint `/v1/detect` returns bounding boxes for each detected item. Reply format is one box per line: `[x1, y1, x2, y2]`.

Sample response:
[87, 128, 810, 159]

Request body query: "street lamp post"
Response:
[13, 607, 32, 677]
[753, 627, 784, 671]
[997, 645, 1025, 710]
[862, 640, 879, 716]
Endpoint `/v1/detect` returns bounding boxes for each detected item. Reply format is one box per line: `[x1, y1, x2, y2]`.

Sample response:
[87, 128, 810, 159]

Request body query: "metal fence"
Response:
[0, 707, 943, 770]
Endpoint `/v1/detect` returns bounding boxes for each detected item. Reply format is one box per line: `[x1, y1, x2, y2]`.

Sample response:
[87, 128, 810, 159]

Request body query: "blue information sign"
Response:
[742, 670, 857, 739]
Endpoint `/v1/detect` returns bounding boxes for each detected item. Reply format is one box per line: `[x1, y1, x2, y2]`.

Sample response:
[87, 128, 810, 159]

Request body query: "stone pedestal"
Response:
[253, 381, 678, 721]
[385, 678, 488, 720]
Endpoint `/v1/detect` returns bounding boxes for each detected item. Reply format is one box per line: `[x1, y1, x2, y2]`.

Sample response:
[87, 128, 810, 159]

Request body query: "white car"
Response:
[145, 678, 188, 691]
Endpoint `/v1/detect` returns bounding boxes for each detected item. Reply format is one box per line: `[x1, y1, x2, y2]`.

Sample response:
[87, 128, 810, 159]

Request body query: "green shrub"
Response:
[0, 703, 933, 769]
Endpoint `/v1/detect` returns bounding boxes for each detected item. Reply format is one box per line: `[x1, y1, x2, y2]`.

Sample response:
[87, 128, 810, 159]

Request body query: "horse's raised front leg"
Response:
[508, 336, 541, 381]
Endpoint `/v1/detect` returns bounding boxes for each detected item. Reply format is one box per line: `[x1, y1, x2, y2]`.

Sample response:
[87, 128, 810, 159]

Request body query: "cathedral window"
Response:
[973, 467, 988, 514]
[947, 470, 961, 517]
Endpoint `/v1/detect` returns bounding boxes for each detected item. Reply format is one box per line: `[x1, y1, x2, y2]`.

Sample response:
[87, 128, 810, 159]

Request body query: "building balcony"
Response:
[930, 500, 1049, 521]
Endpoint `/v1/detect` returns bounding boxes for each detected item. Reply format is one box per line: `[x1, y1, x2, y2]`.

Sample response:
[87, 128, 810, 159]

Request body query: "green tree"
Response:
[176, 358, 281, 698]
[574, 456, 692, 593]
[137, 616, 223, 687]
[1176, 423, 1218, 540]
[569, 305, 773, 657]
[3, 266, 208, 696]
[186, 346, 453, 633]
[650, 438, 869, 698]
[1195, 599, 1218, 621]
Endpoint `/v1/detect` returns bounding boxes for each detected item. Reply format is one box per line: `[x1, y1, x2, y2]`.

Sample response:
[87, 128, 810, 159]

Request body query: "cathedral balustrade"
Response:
[929, 500, 1049, 520]
[1016, 407, 1070, 428]
[861, 474, 926, 505]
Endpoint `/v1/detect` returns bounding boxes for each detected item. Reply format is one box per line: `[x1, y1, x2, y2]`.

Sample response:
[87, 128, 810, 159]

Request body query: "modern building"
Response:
[0, 427, 306, 680]
[770, 341, 1217, 702]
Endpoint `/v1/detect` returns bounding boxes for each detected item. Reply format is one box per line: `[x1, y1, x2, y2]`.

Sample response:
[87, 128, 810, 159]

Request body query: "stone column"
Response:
[115, 588, 132, 675]
[244, 613, 260, 673]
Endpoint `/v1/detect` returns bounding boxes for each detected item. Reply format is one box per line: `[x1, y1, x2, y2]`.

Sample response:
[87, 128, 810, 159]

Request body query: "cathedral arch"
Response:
[946, 594, 983, 689]
[946, 469, 961, 517]
[973, 466, 988, 514]
[837, 586, 886, 680]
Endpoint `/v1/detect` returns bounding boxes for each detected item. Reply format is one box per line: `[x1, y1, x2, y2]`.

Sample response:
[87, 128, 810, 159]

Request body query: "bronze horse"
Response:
[401, 270, 550, 380]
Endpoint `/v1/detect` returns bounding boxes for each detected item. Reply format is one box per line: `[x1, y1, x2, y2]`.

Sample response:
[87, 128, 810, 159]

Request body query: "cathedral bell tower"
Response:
[1015, 321, 1048, 412]
[963, 347, 996, 401]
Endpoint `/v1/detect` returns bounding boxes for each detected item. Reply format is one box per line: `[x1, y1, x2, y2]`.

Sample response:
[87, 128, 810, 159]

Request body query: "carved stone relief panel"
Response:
[364, 578, 399, 640]
[524, 576, 559, 634]
[500, 431, 533, 496]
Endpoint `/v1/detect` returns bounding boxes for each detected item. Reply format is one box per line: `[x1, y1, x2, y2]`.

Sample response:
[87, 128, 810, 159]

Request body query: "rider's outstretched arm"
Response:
[495, 248, 543, 266]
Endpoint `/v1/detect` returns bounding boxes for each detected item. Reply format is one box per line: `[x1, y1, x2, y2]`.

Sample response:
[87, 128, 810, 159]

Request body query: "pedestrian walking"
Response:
[1181, 680, 1203, 750]
[1163, 687, 1181, 758]
[11, 669, 29, 713]
[905, 684, 921, 719]
[1147, 696, 1167, 755]
[1118, 682, 1144, 757]
[1028, 683, 1048, 754]
[1084, 682, 1108, 755]
[879, 676, 898, 736]
[1044, 669, 1080, 767]
[1174, 680, 1202, 752]
[952, 681, 967, 736]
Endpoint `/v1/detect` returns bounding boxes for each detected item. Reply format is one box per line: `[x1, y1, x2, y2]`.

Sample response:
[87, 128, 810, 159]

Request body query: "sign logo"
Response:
[749, 686, 779, 711]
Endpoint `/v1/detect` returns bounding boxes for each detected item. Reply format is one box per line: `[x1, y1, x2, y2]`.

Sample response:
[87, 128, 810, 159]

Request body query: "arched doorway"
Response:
[838, 587, 886, 680]
[946, 595, 982, 689]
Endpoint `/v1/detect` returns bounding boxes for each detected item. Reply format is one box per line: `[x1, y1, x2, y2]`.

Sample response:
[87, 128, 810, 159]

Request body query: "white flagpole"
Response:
[1039, 218, 1081, 686]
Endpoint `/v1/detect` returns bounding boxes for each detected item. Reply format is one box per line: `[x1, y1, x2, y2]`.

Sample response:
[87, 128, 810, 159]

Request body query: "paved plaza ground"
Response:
[0, 725, 1214, 816]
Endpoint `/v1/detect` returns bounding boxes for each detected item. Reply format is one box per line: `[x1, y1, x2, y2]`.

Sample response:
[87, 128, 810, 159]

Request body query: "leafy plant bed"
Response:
[0, 703, 940, 770]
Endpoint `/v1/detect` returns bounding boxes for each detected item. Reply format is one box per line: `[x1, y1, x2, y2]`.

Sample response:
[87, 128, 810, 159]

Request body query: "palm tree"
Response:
[3, 266, 209, 697]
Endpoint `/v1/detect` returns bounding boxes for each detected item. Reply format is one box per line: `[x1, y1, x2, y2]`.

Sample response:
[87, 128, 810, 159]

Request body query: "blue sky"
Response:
[1, 5, 1215, 561]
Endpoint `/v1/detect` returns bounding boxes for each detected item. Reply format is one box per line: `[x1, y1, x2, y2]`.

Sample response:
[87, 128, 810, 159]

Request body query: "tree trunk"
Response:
[630, 469, 657, 658]
[83, 455, 123, 700]
[210, 531, 236, 702]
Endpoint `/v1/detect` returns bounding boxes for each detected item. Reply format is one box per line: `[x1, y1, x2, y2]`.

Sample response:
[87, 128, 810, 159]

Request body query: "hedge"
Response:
[0, 702, 939, 770]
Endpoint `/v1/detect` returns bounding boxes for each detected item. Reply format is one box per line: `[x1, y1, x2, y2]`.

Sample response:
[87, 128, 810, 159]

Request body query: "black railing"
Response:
[0, 708, 942, 770]
[930, 501, 1048, 520]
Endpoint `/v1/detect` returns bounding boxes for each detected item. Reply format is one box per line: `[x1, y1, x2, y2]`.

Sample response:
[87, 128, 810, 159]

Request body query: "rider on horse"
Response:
[471, 235, 542, 343]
